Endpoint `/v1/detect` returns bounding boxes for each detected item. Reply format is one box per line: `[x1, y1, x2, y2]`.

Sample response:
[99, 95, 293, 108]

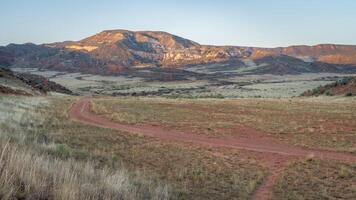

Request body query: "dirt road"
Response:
[68, 98, 356, 200]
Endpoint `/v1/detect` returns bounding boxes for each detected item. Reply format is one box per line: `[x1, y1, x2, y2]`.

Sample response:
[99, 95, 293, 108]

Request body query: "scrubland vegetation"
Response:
[302, 77, 356, 97]
[13, 68, 356, 98]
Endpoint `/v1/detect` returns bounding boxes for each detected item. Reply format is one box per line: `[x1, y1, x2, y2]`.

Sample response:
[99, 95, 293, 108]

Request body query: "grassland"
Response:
[91, 97, 356, 153]
[0, 95, 266, 199]
[2, 93, 355, 199]
[90, 96, 356, 199]
[0, 96, 170, 200]
[274, 160, 356, 200]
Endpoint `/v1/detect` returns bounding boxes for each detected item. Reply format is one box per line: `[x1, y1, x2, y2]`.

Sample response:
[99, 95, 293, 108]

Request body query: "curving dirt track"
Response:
[68, 98, 356, 200]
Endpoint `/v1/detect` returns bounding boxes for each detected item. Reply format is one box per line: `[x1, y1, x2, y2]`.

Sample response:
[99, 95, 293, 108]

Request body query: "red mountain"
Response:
[2, 30, 356, 75]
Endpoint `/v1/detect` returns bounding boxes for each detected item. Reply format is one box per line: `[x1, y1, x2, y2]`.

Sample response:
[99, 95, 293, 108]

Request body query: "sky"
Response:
[1, 0, 356, 47]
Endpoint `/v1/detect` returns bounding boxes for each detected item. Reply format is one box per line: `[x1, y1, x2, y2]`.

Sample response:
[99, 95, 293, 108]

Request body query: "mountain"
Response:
[246, 54, 356, 75]
[251, 44, 356, 65]
[0, 49, 14, 67]
[2, 43, 107, 74]
[48, 30, 251, 68]
[1, 29, 356, 75]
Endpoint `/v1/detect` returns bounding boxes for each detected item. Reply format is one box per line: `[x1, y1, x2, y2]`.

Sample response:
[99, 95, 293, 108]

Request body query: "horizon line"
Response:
[2, 29, 356, 49]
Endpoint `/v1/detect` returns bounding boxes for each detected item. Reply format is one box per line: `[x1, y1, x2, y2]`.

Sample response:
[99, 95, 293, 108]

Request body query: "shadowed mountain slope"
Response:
[0, 67, 73, 95]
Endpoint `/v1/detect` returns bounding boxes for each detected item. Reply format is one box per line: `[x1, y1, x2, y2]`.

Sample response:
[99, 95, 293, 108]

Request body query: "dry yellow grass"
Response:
[90, 96, 356, 199]
[0, 140, 169, 200]
[0, 96, 169, 200]
[274, 160, 356, 200]
[0, 95, 266, 199]
[91, 97, 356, 153]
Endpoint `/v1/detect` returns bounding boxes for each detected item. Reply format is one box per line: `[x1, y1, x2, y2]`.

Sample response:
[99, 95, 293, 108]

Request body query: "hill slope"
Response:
[0, 67, 73, 95]
[302, 77, 356, 96]
[252, 44, 356, 65]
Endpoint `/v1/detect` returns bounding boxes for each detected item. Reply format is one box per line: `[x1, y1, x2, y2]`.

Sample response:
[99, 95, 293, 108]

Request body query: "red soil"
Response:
[68, 98, 356, 200]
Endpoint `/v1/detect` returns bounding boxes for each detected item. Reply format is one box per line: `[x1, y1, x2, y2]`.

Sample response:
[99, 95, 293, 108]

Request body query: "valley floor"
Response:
[12, 67, 356, 98]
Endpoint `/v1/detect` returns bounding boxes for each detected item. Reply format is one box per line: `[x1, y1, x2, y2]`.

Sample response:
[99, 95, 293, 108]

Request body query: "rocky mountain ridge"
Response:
[1, 29, 356, 75]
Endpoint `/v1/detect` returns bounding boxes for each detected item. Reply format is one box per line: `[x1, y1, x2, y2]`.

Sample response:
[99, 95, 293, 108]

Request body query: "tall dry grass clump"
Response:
[0, 140, 169, 200]
[0, 96, 169, 200]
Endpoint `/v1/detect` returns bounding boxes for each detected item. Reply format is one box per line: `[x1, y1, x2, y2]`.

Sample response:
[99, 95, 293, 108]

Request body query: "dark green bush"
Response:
[345, 92, 353, 97]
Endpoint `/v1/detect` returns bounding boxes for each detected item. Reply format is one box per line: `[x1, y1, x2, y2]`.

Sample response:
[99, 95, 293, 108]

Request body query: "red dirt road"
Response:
[68, 98, 356, 200]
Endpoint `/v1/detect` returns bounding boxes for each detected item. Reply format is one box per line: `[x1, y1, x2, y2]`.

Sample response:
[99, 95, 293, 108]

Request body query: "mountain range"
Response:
[1, 29, 356, 75]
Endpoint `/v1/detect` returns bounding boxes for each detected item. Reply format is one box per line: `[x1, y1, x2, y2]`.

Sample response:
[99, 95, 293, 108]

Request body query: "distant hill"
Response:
[0, 68, 73, 95]
[1, 29, 356, 76]
[0, 50, 14, 67]
[251, 44, 356, 64]
[302, 77, 356, 96]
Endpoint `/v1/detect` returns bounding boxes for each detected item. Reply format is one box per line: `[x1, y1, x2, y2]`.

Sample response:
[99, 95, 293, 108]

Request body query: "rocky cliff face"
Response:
[161, 46, 251, 67]
[2, 29, 356, 75]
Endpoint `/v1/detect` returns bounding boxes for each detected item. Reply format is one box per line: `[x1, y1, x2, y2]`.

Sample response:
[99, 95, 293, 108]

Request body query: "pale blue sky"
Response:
[1, 0, 355, 47]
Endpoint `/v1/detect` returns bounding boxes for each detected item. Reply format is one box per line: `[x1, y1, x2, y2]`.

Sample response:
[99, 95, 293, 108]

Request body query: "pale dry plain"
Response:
[12, 67, 356, 98]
